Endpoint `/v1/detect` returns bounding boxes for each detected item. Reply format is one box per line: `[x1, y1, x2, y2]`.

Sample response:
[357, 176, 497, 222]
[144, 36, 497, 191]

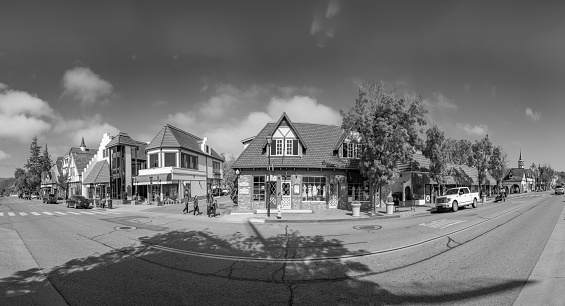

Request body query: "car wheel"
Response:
[472, 198, 477, 208]
[452, 201, 458, 212]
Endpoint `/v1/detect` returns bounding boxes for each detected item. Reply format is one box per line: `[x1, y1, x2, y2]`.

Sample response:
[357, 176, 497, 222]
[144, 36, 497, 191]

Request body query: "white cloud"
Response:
[0, 149, 10, 160]
[310, 15, 323, 35]
[456, 123, 488, 136]
[0, 86, 56, 142]
[52, 114, 120, 148]
[164, 84, 340, 158]
[62, 67, 113, 106]
[525, 107, 541, 121]
[326, 0, 341, 18]
[425, 92, 458, 110]
[0, 83, 7, 90]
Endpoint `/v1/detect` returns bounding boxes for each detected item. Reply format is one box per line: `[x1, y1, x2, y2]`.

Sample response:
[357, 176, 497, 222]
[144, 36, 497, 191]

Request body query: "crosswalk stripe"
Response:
[42, 212, 54, 215]
[66, 212, 80, 215]
[80, 212, 95, 215]
[0, 212, 3, 216]
[420, 219, 466, 229]
[8, 212, 15, 216]
[31, 212, 41, 215]
[105, 211, 121, 214]
[19, 212, 27, 216]
[54, 212, 67, 215]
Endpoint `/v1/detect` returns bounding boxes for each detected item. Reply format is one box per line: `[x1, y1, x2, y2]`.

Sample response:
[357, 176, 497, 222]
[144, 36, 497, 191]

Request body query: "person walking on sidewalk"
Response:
[193, 196, 200, 215]
[207, 200, 213, 218]
[212, 199, 218, 217]
[182, 194, 189, 214]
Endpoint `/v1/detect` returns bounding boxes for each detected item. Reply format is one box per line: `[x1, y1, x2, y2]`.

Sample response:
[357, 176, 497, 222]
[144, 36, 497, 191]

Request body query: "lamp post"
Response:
[266, 136, 272, 217]
[149, 176, 153, 205]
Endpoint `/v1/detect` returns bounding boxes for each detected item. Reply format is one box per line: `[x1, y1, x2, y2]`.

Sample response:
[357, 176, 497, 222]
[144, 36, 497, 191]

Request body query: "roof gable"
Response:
[106, 132, 139, 148]
[146, 125, 223, 161]
[268, 113, 308, 150]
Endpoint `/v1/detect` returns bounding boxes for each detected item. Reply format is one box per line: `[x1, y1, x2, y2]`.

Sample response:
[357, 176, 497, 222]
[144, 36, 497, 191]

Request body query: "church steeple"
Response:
[80, 137, 86, 152]
[518, 150, 524, 169]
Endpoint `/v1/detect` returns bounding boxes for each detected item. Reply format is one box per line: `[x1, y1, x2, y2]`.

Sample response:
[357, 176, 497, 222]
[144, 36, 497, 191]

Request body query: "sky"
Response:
[1, 0, 565, 178]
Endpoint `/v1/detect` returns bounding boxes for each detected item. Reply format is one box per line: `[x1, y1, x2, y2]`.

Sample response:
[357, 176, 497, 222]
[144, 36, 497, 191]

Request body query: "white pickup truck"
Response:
[435, 187, 479, 212]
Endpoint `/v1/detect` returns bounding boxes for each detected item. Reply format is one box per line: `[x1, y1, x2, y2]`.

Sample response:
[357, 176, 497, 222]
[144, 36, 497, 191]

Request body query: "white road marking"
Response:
[80, 212, 95, 215]
[42, 212, 54, 215]
[66, 212, 81, 215]
[19, 212, 27, 216]
[31, 212, 41, 215]
[0, 212, 3, 216]
[54, 212, 67, 215]
[420, 219, 467, 229]
[8, 212, 15, 216]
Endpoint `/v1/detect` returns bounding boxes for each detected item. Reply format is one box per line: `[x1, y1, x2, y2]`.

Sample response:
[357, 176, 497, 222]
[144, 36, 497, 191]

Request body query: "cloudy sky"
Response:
[1, 0, 564, 177]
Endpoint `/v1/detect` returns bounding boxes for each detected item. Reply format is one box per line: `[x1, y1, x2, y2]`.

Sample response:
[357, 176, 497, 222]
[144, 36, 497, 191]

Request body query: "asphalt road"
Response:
[1, 192, 563, 305]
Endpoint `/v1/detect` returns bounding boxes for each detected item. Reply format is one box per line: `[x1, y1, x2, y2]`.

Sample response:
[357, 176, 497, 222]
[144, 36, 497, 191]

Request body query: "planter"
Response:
[351, 202, 361, 217]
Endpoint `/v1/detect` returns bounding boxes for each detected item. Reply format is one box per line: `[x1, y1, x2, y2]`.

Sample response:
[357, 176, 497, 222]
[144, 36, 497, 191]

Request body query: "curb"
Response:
[261, 214, 400, 223]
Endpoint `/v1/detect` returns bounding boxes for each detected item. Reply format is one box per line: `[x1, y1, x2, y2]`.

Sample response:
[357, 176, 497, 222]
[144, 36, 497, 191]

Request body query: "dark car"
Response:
[66, 195, 91, 209]
[43, 194, 58, 204]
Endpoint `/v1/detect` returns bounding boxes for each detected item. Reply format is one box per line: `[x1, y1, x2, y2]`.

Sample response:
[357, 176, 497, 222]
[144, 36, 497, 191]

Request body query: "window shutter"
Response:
[270, 140, 276, 155]
[293, 140, 298, 155]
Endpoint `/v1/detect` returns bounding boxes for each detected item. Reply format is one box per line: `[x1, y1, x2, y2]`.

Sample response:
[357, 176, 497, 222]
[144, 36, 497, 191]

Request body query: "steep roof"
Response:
[83, 160, 109, 184]
[72, 152, 96, 174]
[503, 168, 534, 182]
[146, 124, 223, 161]
[106, 132, 139, 148]
[233, 122, 355, 169]
[64, 147, 94, 156]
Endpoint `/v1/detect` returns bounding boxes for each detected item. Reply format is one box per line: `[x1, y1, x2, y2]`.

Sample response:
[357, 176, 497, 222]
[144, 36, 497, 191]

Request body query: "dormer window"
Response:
[268, 126, 299, 156]
[343, 143, 363, 159]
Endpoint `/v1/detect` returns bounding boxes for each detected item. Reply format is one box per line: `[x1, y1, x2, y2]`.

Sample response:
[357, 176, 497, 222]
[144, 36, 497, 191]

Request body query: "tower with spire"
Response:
[518, 150, 524, 169]
[80, 137, 86, 152]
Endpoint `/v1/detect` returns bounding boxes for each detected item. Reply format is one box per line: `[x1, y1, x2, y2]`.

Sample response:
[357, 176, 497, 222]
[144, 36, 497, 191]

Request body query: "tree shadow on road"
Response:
[1, 221, 535, 305]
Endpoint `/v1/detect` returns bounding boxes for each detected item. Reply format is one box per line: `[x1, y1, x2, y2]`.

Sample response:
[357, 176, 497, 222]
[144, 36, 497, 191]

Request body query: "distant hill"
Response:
[0, 177, 16, 193]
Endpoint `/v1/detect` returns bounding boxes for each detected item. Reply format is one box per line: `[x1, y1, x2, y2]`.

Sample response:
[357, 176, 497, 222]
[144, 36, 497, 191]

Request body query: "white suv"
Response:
[555, 186, 564, 195]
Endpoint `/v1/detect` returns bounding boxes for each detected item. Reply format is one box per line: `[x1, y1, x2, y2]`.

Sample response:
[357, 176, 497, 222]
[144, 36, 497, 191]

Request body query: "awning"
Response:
[134, 173, 173, 185]
[83, 160, 109, 184]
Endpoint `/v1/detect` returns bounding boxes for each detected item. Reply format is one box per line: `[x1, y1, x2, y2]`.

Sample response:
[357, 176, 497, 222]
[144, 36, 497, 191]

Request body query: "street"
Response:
[1, 192, 564, 305]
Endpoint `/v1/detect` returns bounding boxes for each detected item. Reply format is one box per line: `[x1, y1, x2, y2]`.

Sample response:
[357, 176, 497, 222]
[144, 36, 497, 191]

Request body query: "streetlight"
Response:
[149, 176, 153, 205]
[266, 136, 272, 217]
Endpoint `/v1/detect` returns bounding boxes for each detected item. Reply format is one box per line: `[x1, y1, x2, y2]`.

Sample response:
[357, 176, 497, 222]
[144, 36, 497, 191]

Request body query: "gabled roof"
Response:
[134, 140, 147, 160]
[233, 121, 354, 169]
[106, 132, 139, 148]
[83, 160, 109, 184]
[72, 151, 96, 174]
[267, 112, 308, 149]
[64, 147, 94, 156]
[503, 168, 534, 182]
[145, 124, 223, 161]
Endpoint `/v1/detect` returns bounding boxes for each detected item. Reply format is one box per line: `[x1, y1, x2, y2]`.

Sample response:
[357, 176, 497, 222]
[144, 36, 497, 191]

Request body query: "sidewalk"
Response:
[97, 196, 501, 223]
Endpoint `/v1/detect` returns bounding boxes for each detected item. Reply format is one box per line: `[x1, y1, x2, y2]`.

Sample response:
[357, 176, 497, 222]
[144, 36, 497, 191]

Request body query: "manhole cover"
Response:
[353, 225, 382, 231]
[115, 226, 137, 231]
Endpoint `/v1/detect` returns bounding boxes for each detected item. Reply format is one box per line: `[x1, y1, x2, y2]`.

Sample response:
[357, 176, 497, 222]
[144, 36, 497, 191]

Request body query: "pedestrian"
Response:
[193, 196, 200, 215]
[182, 193, 189, 214]
[212, 199, 217, 217]
[207, 201, 213, 218]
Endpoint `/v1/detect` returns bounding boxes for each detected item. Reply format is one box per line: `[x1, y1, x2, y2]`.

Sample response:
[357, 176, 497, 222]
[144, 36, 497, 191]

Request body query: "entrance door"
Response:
[281, 180, 291, 209]
[267, 181, 277, 210]
[328, 183, 338, 208]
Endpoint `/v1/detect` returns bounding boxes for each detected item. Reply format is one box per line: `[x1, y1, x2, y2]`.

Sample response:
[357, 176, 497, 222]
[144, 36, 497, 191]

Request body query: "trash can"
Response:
[107, 199, 113, 209]
[351, 202, 361, 217]
[386, 202, 395, 214]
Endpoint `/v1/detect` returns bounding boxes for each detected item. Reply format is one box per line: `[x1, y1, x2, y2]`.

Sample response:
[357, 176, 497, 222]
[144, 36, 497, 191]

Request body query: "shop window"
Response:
[348, 182, 369, 201]
[302, 176, 326, 201]
[253, 176, 266, 202]
[164, 153, 176, 167]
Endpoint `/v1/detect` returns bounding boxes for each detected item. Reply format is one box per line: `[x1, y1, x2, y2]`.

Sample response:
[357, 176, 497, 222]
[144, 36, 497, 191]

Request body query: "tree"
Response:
[220, 153, 239, 204]
[448, 139, 473, 165]
[57, 172, 69, 199]
[422, 125, 449, 195]
[24, 136, 43, 193]
[488, 145, 509, 192]
[341, 82, 428, 214]
[469, 135, 493, 195]
[41, 143, 53, 173]
[14, 168, 29, 194]
[539, 164, 554, 190]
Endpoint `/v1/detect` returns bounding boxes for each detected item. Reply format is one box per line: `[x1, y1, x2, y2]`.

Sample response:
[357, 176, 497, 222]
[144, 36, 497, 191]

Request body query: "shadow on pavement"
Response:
[1, 221, 534, 305]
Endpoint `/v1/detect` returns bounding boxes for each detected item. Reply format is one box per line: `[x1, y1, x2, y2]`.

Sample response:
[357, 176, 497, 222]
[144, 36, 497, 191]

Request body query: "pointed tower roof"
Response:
[80, 137, 86, 148]
[106, 132, 139, 148]
[145, 125, 223, 160]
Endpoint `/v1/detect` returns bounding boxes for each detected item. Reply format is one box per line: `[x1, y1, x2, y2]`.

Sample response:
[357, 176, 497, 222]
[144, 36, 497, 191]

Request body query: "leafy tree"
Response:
[422, 125, 449, 195]
[24, 136, 42, 193]
[41, 143, 53, 173]
[450, 139, 473, 165]
[57, 172, 69, 199]
[220, 153, 239, 204]
[539, 164, 554, 190]
[341, 82, 427, 213]
[488, 145, 509, 192]
[469, 135, 493, 195]
[14, 167, 28, 194]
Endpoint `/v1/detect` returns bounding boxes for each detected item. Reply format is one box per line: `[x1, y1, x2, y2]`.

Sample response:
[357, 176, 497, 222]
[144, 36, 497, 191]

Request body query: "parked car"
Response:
[22, 192, 31, 200]
[31, 193, 40, 199]
[555, 186, 564, 195]
[43, 194, 58, 204]
[435, 187, 479, 212]
[66, 195, 91, 209]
